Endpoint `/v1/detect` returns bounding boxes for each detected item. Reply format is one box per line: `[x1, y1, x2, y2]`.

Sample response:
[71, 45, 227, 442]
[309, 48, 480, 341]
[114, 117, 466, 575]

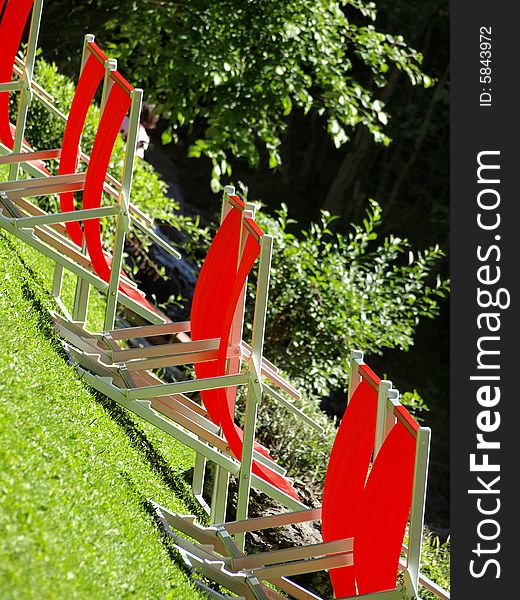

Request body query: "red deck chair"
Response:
[152, 352, 448, 600]
[101, 195, 312, 515]
[0, 36, 171, 329]
[52, 190, 322, 537]
[0, 0, 48, 176]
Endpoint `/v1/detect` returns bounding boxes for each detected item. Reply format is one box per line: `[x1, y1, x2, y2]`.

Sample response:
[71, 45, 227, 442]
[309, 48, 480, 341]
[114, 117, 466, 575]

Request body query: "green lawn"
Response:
[0, 232, 205, 599]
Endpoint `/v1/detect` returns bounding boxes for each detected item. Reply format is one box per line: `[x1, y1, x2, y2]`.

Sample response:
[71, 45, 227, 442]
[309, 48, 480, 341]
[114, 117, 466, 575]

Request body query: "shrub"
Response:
[419, 530, 451, 599]
[251, 199, 449, 399]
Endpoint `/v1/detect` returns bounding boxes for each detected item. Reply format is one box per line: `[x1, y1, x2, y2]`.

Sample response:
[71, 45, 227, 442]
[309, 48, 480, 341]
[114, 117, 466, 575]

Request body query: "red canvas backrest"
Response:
[57, 43, 154, 309]
[79, 70, 152, 307]
[322, 378, 378, 597]
[81, 71, 132, 277]
[58, 41, 108, 247]
[0, 0, 35, 149]
[190, 201, 244, 353]
[353, 415, 416, 595]
[191, 202, 300, 500]
[324, 370, 419, 598]
[190, 196, 249, 424]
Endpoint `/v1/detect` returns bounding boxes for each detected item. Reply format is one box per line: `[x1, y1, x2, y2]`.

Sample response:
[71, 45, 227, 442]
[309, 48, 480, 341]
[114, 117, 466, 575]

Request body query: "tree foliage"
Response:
[14, 58, 448, 403]
[251, 199, 449, 397]
[41, 0, 431, 190]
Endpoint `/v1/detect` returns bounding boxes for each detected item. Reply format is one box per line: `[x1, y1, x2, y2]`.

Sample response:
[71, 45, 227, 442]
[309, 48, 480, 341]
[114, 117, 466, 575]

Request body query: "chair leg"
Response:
[71, 238, 90, 323]
[104, 214, 126, 330]
[404, 428, 431, 600]
[52, 263, 64, 300]
[211, 463, 230, 524]
[9, 95, 29, 181]
[235, 377, 262, 549]
[193, 453, 211, 515]
[72, 276, 91, 323]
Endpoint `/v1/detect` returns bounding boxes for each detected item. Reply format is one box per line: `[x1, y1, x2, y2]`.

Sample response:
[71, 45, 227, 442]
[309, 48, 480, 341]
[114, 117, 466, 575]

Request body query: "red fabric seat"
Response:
[191, 200, 299, 501]
[322, 375, 417, 597]
[58, 48, 155, 309]
[0, 0, 36, 149]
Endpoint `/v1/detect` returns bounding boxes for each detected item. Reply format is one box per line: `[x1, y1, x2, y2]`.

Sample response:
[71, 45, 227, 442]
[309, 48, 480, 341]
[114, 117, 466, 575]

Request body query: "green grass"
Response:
[0, 231, 206, 599]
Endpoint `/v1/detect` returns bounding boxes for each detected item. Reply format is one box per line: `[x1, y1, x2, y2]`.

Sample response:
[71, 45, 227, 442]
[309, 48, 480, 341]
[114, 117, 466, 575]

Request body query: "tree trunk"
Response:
[323, 68, 402, 216]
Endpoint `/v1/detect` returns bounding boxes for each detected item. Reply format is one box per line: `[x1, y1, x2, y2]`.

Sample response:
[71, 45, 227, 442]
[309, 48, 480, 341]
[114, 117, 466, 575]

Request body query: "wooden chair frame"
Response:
[150, 351, 449, 600]
[52, 190, 323, 548]
[0, 35, 179, 329]
[0, 0, 44, 176]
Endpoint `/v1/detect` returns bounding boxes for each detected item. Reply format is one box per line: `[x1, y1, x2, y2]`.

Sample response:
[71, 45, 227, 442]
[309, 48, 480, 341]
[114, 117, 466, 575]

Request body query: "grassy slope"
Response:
[0, 232, 206, 599]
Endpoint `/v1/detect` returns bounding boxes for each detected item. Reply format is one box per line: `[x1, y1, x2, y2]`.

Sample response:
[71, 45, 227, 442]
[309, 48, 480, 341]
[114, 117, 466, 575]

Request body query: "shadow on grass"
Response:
[93, 390, 208, 523]
[10, 236, 208, 524]
[122, 474, 226, 598]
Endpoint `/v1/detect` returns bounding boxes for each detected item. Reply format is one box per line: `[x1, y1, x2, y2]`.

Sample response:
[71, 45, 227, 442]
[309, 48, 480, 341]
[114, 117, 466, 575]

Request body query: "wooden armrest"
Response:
[126, 372, 248, 400]
[107, 321, 191, 340]
[222, 507, 322, 535]
[0, 172, 86, 197]
[0, 149, 61, 165]
[111, 337, 221, 361]
[240, 342, 301, 400]
[230, 537, 353, 571]
[124, 343, 241, 372]
[261, 364, 302, 400]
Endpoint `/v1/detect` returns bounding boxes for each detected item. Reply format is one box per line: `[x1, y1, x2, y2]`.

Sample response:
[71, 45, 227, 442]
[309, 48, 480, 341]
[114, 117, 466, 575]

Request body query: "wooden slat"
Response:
[0, 172, 86, 193]
[112, 337, 221, 361]
[12, 196, 68, 236]
[253, 551, 353, 579]
[0, 148, 60, 164]
[148, 397, 231, 454]
[126, 373, 248, 400]
[223, 507, 322, 535]
[108, 321, 191, 340]
[231, 538, 353, 570]
[129, 372, 208, 418]
[125, 344, 246, 372]
[34, 227, 92, 269]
